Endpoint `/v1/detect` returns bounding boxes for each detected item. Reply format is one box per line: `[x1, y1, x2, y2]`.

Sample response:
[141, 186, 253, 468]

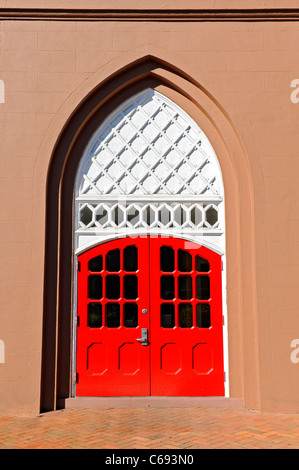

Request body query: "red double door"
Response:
[76, 236, 224, 397]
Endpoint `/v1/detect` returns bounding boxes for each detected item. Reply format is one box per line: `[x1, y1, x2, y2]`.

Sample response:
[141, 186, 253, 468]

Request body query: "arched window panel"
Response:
[75, 89, 225, 253]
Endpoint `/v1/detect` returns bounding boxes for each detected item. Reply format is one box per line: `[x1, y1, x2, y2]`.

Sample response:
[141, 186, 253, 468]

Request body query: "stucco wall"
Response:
[0, 6, 299, 415]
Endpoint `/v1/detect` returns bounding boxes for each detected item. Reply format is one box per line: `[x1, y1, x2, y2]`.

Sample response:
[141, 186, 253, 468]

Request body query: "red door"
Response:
[76, 237, 150, 396]
[149, 237, 224, 396]
[76, 236, 224, 397]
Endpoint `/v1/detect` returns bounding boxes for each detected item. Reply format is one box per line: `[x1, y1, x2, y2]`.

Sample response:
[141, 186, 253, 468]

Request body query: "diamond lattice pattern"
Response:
[78, 90, 221, 197]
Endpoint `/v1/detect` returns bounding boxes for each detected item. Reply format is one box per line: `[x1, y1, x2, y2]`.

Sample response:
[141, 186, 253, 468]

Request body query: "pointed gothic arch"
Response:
[40, 56, 257, 412]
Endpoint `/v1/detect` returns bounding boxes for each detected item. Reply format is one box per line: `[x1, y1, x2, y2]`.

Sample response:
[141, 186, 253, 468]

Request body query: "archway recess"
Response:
[72, 87, 227, 399]
[40, 55, 257, 412]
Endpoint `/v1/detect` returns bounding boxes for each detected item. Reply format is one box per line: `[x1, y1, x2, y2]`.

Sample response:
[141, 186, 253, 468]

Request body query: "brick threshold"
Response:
[60, 396, 243, 409]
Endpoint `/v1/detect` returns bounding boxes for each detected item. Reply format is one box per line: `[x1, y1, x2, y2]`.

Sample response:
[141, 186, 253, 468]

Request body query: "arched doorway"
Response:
[73, 89, 226, 398]
[40, 55, 257, 413]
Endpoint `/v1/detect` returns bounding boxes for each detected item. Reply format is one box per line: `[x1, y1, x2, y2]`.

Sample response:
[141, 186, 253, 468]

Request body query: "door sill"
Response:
[60, 396, 243, 409]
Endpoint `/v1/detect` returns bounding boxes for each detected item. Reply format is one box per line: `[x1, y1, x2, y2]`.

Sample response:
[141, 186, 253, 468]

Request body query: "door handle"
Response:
[136, 328, 148, 346]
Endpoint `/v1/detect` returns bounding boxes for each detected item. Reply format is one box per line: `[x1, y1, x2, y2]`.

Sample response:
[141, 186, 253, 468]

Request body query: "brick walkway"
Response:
[0, 407, 299, 449]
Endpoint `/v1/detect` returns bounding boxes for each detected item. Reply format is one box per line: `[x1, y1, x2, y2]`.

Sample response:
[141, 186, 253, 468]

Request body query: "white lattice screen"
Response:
[75, 89, 224, 253]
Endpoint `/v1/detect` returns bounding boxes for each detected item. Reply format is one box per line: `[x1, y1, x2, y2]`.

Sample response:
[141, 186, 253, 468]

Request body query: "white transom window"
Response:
[74, 88, 225, 254]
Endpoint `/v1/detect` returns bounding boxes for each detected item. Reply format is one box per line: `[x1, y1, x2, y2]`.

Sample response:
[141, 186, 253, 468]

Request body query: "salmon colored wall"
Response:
[1, 10, 299, 414]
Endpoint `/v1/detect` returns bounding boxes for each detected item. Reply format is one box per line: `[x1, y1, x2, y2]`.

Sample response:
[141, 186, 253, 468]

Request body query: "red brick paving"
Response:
[0, 407, 299, 449]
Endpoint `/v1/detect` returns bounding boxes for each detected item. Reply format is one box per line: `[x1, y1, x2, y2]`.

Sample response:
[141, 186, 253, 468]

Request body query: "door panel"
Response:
[76, 236, 150, 396]
[76, 236, 225, 397]
[149, 237, 225, 396]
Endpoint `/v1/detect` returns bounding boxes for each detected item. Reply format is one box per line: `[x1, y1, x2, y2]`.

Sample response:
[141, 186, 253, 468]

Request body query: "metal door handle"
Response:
[136, 328, 148, 346]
